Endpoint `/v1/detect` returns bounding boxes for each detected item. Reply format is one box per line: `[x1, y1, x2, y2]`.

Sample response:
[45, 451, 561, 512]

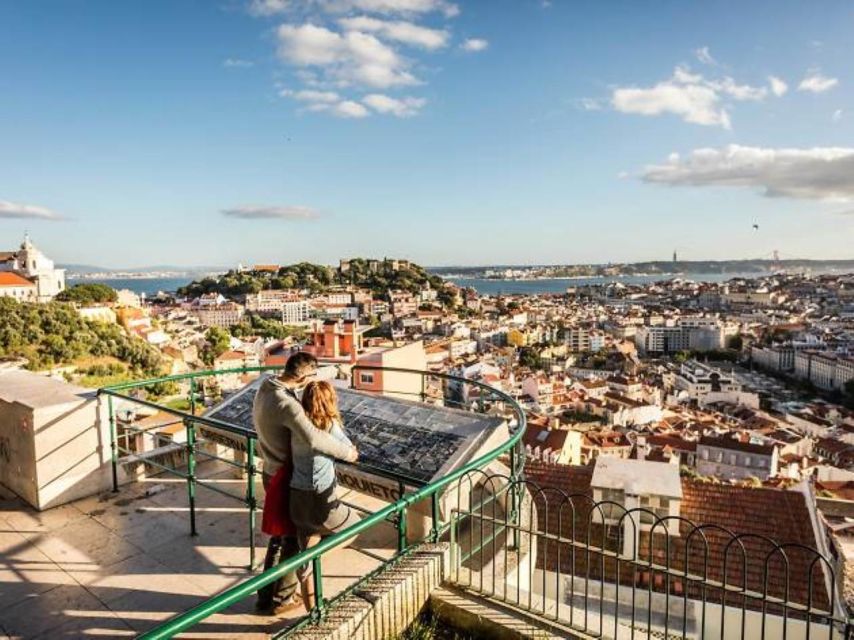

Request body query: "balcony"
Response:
[1, 365, 852, 639]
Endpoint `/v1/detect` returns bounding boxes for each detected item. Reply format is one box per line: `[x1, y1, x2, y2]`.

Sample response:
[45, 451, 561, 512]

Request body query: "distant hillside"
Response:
[60, 264, 227, 274]
[431, 259, 854, 277]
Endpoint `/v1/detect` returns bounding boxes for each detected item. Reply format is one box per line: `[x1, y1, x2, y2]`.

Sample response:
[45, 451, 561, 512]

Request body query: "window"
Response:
[744, 456, 751, 466]
[359, 372, 374, 385]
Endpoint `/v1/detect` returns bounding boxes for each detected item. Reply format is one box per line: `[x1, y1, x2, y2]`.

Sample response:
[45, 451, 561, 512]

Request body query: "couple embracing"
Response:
[253, 352, 361, 615]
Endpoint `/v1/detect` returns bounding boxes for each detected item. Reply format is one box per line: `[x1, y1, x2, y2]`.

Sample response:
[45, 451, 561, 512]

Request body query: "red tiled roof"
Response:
[0, 272, 35, 287]
[523, 461, 829, 610]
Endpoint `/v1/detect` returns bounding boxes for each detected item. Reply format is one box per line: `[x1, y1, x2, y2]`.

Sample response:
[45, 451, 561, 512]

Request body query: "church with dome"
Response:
[0, 235, 66, 302]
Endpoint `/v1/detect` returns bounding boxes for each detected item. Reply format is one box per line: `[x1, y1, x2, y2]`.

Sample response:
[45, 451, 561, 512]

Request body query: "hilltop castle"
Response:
[0, 234, 66, 302]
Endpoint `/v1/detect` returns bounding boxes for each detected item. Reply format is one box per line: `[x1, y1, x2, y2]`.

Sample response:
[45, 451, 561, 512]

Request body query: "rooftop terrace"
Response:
[0, 459, 395, 638]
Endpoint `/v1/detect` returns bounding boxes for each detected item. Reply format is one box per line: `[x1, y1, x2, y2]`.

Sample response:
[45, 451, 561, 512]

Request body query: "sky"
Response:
[1, 0, 853, 269]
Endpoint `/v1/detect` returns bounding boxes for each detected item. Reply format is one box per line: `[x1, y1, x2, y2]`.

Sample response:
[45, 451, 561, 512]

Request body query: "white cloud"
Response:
[222, 205, 321, 220]
[257, 1, 460, 119]
[612, 66, 769, 129]
[798, 72, 838, 93]
[0, 201, 63, 221]
[338, 16, 448, 49]
[710, 77, 766, 101]
[461, 38, 488, 52]
[320, 0, 459, 17]
[281, 88, 341, 102]
[224, 58, 254, 68]
[363, 93, 425, 116]
[612, 70, 729, 129]
[694, 46, 716, 65]
[768, 75, 788, 97]
[833, 109, 843, 122]
[329, 100, 371, 117]
[277, 23, 418, 88]
[248, 0, 290, 16]
[642, 145, 854, 202]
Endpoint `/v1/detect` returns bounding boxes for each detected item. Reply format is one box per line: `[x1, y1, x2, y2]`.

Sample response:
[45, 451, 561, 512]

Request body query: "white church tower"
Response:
[0, 234, 66, 302]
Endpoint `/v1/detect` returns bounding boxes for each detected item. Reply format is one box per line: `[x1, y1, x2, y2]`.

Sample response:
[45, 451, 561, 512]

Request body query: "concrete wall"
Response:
[0, 399, 39, 507]
[0, 392, 114, 510]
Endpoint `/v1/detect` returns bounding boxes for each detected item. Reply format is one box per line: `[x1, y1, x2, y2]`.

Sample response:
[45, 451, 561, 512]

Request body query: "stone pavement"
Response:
[0, 461, 397, 639]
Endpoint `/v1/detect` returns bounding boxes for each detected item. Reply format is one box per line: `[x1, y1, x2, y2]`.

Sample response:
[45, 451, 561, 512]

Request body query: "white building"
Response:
[0, 235, 66, 302]
[245, 289, 300, 314]
[695, 435, 778, 481]
[795, 351, 854, 391]
[635, 317, 724, 355]
[673, 361, 741, 401]
[194, 302, 245, 328]
[281, 300, 311, 324]
[0, 272, 38, 301]
[590, 457, 683, 552]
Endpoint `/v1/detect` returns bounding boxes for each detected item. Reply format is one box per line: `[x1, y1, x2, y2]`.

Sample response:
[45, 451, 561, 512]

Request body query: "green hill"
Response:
[178, 258, 457, 306]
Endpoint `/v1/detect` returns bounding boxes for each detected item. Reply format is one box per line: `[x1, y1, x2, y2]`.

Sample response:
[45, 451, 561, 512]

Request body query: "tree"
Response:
[519, 347, 542, 370]
[57, 283, 118, 305]
[201, 326, 231, 366]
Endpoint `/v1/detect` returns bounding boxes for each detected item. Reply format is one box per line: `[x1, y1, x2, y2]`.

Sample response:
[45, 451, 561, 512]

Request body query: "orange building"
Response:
[353, 341, 427, 399]
[302, 319, 363, 364]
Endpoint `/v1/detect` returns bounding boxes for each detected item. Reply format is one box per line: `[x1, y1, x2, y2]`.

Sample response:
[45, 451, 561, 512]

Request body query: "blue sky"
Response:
[1, 0, 852, 268]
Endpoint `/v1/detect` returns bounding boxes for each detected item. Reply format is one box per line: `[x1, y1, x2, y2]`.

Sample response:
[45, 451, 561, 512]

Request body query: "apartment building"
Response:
[634, 317, 724, 355]
[695, 434, 779, 481]
[244, 289, 301, 314]
[281, 300, 311, 324]
[795, 351, 854, 391]
[388, 290, 417, 317]
[194, 302, 245, 327]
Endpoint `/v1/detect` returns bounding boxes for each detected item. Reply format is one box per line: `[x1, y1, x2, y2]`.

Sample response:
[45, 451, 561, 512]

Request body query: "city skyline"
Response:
[1, 1, 853, 268]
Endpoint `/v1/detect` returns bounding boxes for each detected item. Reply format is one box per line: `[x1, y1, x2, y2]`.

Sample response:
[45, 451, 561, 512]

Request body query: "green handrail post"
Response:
[246, 436, 257, 570]
[189, 378, 196, 415]
[420, 372, 426, 403]
[508, 445, 519, 550]
[107, 394, 118, 492]
[430, 492, 440, 543]
[185, 418, 198, 536]
[311, 556, 325, 621]
[397, 506, 408, 554]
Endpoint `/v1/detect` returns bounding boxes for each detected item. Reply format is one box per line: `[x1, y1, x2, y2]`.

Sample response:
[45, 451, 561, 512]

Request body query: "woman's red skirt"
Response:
[261, 460, 296, 537]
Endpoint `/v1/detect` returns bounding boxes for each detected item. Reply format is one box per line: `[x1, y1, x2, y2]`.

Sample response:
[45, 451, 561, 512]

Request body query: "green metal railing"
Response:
[100, 365, 289, 568]
[99, 365, 526, 639]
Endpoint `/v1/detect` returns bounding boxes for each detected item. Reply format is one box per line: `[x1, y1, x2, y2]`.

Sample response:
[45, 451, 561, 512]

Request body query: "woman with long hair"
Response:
[289, 380, 361, 611]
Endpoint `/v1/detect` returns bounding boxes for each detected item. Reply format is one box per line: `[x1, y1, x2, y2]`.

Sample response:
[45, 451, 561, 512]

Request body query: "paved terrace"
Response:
[0, 460, 397, 639]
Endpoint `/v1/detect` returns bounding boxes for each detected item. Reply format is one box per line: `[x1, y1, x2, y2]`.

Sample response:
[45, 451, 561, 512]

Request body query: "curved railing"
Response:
[99, 365, 527, 639]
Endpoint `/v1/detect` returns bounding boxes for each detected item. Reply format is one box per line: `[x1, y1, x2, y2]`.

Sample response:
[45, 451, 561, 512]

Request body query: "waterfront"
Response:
[448, 272, 757, 295]
[67, 276, 194, 295]
[69, 271, 767, 297]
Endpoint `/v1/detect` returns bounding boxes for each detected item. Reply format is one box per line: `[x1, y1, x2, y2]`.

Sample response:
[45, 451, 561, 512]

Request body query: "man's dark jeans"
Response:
[256, 534, 300, 609]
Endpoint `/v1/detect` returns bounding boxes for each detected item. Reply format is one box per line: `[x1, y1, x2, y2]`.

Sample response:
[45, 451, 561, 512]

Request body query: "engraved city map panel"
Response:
[203, 377, 499, 484]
